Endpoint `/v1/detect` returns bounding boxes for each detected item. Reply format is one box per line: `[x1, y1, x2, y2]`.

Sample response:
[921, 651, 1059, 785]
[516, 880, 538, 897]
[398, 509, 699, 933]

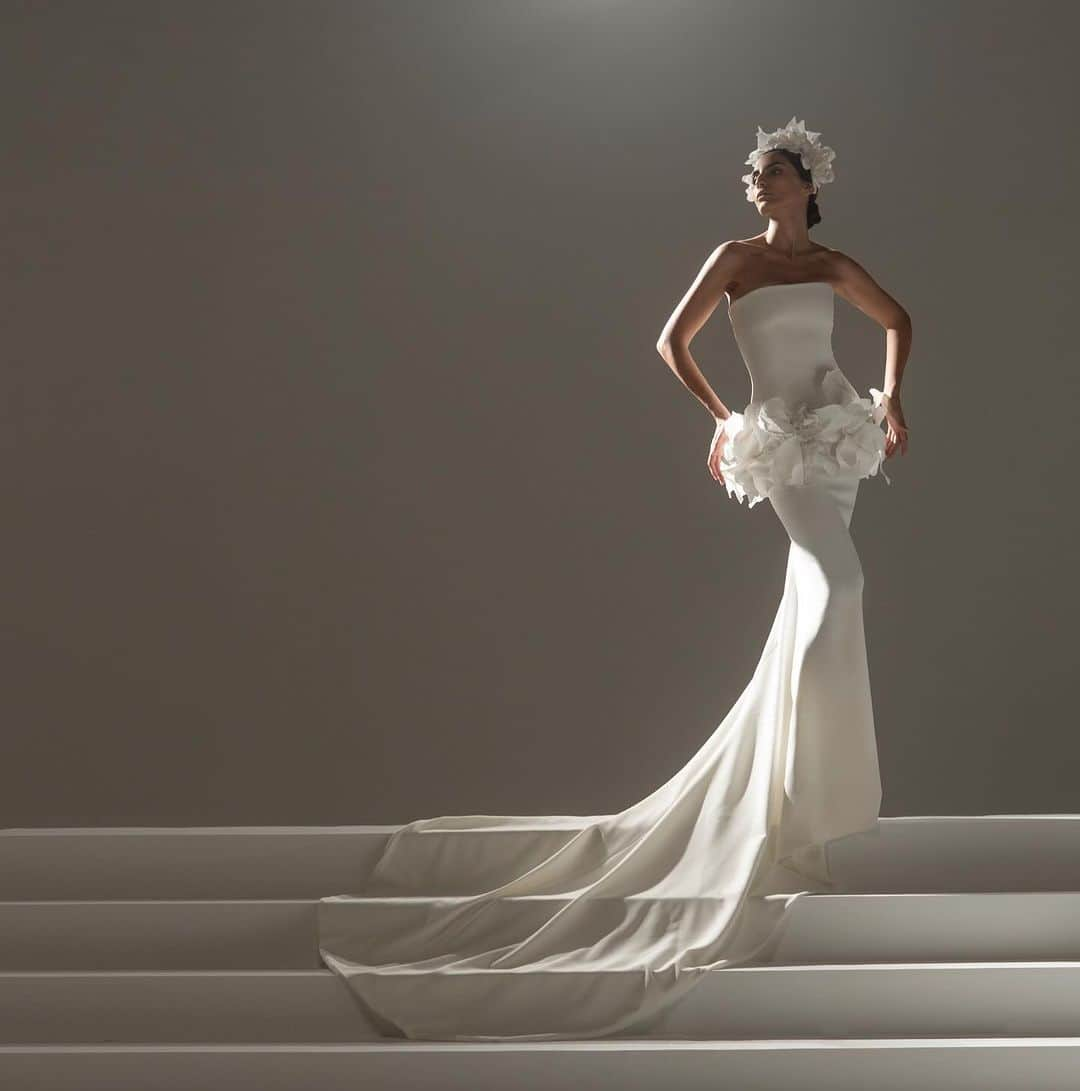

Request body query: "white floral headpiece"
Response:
[741, 116, 836, 203]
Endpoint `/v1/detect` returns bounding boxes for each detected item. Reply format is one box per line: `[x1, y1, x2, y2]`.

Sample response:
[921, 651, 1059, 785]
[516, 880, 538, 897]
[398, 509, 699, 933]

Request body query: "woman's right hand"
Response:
[707, 416, 729, 486]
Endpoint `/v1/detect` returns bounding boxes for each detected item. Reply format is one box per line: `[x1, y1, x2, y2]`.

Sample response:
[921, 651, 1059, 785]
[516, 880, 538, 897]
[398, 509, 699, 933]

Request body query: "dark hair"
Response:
[770, 148, 822, 229]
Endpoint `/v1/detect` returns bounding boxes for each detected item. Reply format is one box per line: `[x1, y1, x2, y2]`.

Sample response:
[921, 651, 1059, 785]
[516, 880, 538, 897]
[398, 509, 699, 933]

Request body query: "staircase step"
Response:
[0, 827, 394, 900]
[0, 900, 321, 970]
[3, 817, 1080, 899]
[827, 815, 1080, 893]
[1, 1038, 1079, 1091]
[763, 891, 1080, 964]
[0, 970, 378, 1043]
[3, 963, 1080, 1043]
[4, 891, 1080, 971]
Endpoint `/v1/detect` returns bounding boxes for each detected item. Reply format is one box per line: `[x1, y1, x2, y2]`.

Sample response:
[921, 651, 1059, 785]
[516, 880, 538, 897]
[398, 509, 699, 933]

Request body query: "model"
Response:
[317, 116, 912, 1041]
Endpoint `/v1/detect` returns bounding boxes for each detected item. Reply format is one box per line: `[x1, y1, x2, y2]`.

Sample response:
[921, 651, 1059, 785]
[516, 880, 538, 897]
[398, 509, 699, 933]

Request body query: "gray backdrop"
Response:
[4, 0, 1077, 826]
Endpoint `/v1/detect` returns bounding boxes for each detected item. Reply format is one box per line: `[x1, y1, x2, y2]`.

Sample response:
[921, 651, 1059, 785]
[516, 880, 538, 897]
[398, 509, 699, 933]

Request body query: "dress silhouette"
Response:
[318, 279, 890, 1040]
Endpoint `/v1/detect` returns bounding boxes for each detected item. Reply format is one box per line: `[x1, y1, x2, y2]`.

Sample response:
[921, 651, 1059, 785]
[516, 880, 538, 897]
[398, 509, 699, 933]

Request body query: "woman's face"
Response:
[748, 153, 812, 213]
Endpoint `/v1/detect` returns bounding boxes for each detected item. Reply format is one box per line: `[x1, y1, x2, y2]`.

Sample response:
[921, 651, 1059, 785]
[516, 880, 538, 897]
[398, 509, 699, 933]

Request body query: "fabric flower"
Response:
[717, 384, 891, 509]
[741, 116, 837, 203]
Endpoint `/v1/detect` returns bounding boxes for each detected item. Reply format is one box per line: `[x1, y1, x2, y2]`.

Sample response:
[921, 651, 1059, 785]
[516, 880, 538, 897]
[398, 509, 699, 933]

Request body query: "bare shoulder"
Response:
[709, 238, 747, 262]
[821, 247, 867, 280]
[655, 241, 741, 347]
[709, 237, 768, 277]
[694, 238, 744, 284]
[823, 248, 911, 326]
[822, 247, 889, 294]
[725, 237, 768, 259]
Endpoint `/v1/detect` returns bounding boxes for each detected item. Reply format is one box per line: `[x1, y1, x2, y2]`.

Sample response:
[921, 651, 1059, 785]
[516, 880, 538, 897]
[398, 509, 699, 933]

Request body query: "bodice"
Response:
[728, 280, 844, 410]
[717, 281, 891, 508]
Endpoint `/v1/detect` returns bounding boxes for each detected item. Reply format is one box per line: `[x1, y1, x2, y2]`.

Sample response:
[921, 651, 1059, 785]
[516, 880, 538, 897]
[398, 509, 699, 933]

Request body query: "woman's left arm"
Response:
[831, 252, 911, 459]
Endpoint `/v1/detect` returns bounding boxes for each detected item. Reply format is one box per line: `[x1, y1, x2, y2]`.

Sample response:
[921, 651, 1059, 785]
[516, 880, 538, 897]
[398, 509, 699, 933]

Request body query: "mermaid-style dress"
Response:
[318, 279, 891, 1041]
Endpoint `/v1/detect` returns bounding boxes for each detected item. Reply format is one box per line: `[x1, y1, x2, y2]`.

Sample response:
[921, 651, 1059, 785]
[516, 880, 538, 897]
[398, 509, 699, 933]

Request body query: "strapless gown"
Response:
[318, 279, 890, 1041]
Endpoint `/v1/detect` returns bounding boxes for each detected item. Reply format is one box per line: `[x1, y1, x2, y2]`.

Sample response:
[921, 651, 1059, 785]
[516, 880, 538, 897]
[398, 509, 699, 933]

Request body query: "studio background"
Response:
[3, 0, 1077, 826]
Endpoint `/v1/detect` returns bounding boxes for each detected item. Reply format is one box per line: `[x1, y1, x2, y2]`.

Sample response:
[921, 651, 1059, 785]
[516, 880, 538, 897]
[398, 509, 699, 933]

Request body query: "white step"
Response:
[826, 815, 1080, 893]
[0, 826, 397, 899]
[3, 963, 1080, 1043]
[763, 891, 1080, 964]
[0, 900, 321, 970]
[1, 1039, 1079, 1091]
[5, 891, 1080, 971]
[4, 816, 1080, 898]
[0, 970, 377, 1043]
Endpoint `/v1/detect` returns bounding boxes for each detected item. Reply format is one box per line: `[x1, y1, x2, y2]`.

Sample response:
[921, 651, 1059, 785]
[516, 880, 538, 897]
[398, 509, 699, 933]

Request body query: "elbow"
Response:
[655, 331, 681, 359]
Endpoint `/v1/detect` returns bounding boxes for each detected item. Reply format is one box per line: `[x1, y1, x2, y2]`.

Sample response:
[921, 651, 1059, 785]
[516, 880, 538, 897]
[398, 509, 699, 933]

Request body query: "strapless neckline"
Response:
[728, 280, 833, 315]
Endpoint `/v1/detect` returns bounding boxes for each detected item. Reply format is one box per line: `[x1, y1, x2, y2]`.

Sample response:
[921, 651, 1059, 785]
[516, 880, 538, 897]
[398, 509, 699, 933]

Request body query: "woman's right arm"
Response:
[655, 241, 742, 423]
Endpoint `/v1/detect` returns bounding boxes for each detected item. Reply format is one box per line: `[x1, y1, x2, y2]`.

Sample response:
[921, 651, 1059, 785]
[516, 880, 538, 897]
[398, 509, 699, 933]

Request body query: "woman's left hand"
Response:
[881, 395, 909, 458]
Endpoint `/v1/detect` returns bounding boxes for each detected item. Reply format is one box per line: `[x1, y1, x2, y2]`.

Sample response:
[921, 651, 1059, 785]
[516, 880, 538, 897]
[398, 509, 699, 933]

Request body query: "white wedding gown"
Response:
[318, 279, 891, 1041]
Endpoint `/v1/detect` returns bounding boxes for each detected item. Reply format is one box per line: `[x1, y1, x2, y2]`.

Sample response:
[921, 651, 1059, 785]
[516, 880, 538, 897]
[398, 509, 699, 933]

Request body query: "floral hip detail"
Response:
[716, 387, 892, 508]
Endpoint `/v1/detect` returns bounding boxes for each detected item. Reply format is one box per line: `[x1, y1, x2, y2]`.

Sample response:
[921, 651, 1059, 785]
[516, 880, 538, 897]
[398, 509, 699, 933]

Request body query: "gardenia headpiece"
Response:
[741, 116, 836, 203]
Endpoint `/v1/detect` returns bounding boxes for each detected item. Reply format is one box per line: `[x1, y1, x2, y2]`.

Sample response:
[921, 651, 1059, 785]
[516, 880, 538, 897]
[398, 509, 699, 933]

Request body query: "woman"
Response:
[317, 117, 911, 1042]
